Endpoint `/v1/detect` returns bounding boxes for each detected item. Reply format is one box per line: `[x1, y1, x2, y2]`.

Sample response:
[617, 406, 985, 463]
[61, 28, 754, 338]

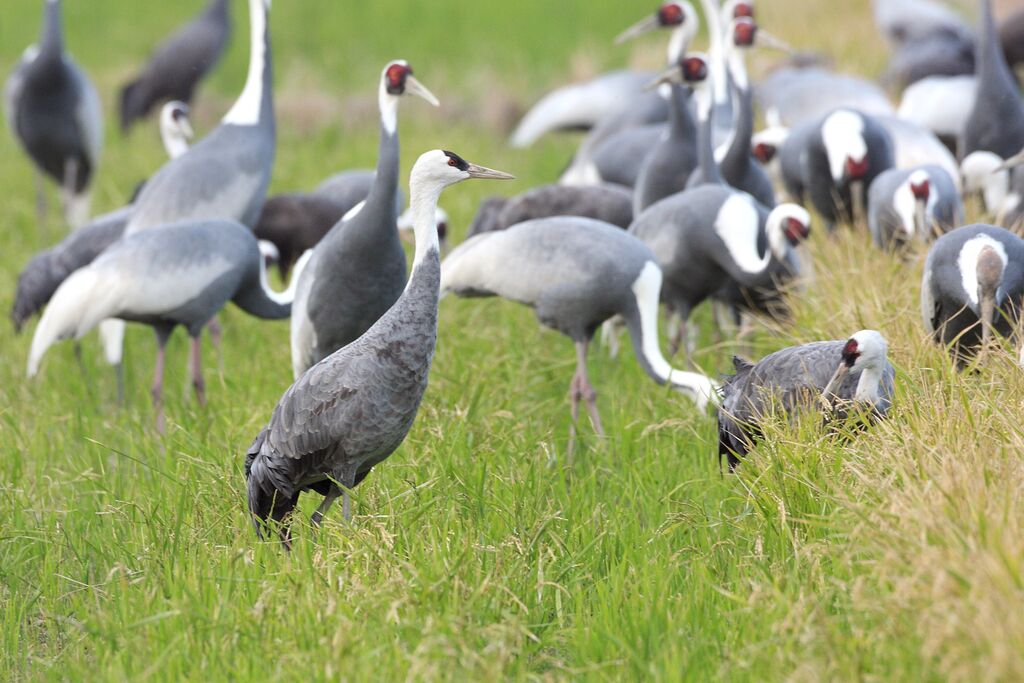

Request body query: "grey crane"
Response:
[755, 67, 895, 129]
[12, 100, 195, 398]
[871, 0, 972, 49]
[633, 61, 703, 215]
[921, 224, 1024, 364]
[718, 330, 895, 469]
[124, 0, 273, 236]
[628, 185, 810, 356]
[28, 219, 303, 429]
[897, 75, 977, 152]
[559, 2, 699, 186]
[245, 150, 512, 544]
[780, 108, 895, 230]
[4, 0, 102, 228]
[468, 183, 634, 238]
[1000, 9, 1024, 69]
[873, 0, 975, 89]
[441, 216, 719, 452]
[290, 60, 439, 379]
[509, 1, 698, 149]
[868, 166, 963, 251]
[962, 0, 1024, 160]
[313, 170, 402, 218]
[119, 0, 231, 131]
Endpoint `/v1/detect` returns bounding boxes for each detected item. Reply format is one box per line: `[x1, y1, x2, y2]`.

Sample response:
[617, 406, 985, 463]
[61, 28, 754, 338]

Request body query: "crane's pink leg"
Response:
[190, 335, 206, 406]
[152, 341, 168, 433]
[207, 316, 224, 372]
[575, 341, 604, 437]
[567, 372, 582, 462]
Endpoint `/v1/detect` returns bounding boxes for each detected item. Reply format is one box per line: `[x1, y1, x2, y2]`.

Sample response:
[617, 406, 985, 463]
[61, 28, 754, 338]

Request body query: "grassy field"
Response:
[2, 0, 1023, 680]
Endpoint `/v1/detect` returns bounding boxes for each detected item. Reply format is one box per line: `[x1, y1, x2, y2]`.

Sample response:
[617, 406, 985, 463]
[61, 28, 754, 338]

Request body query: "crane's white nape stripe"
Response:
[379, 89, 399, 136]
[289, 251, 318, 379]
[258, 239, 280, 262]
[222, 0, 267, 126]
[822, 110, 867, 182]
[892, 179, 920, 238]
[957, 235, 1008, 307]
[714, 193, 769, 274]
[630, 261, 719, 411]
[342, 200, 366, 222]
[259, 245, 309, 306]
[920, 266, 936, 334]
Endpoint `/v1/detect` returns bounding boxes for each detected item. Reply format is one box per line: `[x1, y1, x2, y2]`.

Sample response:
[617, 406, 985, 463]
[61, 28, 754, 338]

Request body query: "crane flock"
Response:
[6, 0, 1024, 544]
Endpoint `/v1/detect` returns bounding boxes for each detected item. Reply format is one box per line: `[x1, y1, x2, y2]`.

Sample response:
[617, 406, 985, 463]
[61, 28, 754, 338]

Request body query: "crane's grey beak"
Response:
[996, 151, 1024, 172]
[644, 64, 683, 91]
[821, 361, 850, 402]
[757, 29, 793, 53]
[405, 75, 440, 107]
[467, 163, 515, 180]
[615, 15, 660, 44]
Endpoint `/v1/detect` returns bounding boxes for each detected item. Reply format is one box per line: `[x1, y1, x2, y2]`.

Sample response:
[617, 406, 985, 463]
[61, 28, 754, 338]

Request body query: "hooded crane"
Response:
[868, 165, 963, 251]
[962, 0, 1024, 160]
[245, 150, 513, 545]
[12, 101, 195, 399]
[441, 216, 719, 453]
[467, 183, 634, 238]
[28, 219, 304, 430]
[718, 330, 895, 469]
[781, 108, 895, 230]
[628, 185, 810, 356]
[960, 151, 1023, 227]
[509, 1, 698, 149]
[921, 224, 1024, 364]
[119, 0, 231, 131]
[559, 2, 699, 186]
[290, 61, 439, 379]
[4, 0, 102, 228]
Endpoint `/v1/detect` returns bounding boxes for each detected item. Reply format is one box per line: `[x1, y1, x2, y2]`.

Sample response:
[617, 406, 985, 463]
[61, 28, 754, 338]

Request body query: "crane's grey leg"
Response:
[567, 372, 582, 463]
[189, 335, 206, 406]
[311, 485, 341, 527]
[575, 340, 604, 438]
[340, 465, 359, 522]
[207, 316, 224, 371]
[152, 341, 168, 433]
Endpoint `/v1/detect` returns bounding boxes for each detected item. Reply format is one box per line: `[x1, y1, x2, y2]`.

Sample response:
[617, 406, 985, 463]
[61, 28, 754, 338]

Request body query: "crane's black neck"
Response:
[668, 84, 697, 141]
[36, 0, 65, 69]
[696, 89, 726, 186]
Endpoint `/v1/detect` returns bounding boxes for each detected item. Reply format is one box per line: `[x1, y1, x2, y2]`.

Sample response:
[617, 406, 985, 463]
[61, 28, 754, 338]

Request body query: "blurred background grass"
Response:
[1, 1, 1022, 681]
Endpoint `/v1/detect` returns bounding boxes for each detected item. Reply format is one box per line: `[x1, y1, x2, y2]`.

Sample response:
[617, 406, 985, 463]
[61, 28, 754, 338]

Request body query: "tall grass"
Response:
[1, 0, 1022, 680]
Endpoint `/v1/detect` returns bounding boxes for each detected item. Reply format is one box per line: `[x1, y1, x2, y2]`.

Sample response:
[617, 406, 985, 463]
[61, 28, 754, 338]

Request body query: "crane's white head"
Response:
[615, 1, 698, 45]
[822, 330, 889, 399]
[412, 150, 514, 196]
[380, 60, 439, 106]
[822, 109, 869, 183]
[728, 16, 791, 51]
[647, 53, 709, 90]
[159, 101, 193, 159]
[907, 169, 931, 202]
[723, 0, 754, 20]
[752, 126, 789, 164]
[765, 204, 811, 259]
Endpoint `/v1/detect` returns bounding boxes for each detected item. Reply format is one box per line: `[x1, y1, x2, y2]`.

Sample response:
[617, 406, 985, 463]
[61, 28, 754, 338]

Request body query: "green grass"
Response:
[2, 0, 1023, 680]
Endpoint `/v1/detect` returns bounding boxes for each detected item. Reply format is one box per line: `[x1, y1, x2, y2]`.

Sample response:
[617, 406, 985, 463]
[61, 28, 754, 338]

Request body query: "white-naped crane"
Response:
[718, 330, 895, 469]
[921, 224, 1024, 365]
[467, 183, 634, 237]
[4, 0, 102, 228]
[868, 165, 964, 250]
[245, 150, 513, 546]
[756, 67, 895, 129]
[441, 216, 719, 455]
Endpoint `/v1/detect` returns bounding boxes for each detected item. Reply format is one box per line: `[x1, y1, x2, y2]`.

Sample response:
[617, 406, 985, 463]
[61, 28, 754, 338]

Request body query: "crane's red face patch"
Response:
[734, 20, 757, 47]
[658, 2, 685, 26]
[910, 179, 930, 200]
[845, 156, 869, 180]
[682, 56, 708, 82]
[385, 63, 412, 95]
[783, 216, 809, 245]
[842, 339, 860, 366]
[733, 2, 754, 18]
[753, 142, 776, 163]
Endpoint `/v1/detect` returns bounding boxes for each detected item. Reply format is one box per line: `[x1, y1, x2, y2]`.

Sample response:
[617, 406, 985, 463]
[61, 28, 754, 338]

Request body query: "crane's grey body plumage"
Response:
[119, 0, 231, 130]
[634, 85, 699, 214]
[921, 224, 1024, 359]
[468, 183, 634, 237]
[755, 67, 895, 127]
[962, 0, 1024, 160]
[718, 339, 895, 468]
[254, 193, 348, 279]
[314, 169, 403, 220]
[718, 85, 775, 207]
[12, 206, 131, 331]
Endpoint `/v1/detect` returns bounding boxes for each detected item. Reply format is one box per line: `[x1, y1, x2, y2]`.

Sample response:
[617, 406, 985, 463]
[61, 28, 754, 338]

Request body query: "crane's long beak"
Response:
[821, 362, 850, 402]
[757, 29, 793, 53]
[644, 64, 683, 91]
[467, 163, 515, 180]
[996, 150, 1024, 172]
[615, 15, 660, 44]
[405, 75, 440, 107]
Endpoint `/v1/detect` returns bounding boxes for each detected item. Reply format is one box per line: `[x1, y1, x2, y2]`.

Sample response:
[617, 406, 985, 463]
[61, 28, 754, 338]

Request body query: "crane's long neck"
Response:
[37, 0, 64, 68]
[161, 128, 190, 160]
[239, 247, 311, 320]
[363, 87, 402, 216]
[623, 261, 717, 411]
[407, 180, 443, 281]
[668, 84, 697, 140]
[222, 0, 272, 127]
[853, 364, 884, 404]
[700, 0, 729, 109]
[694, 83, 725, 185]
[720, 46, 754, 169]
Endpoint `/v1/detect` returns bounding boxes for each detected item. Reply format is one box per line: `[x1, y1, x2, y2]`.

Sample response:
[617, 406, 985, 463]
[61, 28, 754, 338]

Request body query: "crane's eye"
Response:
[448, 158, 457, 167]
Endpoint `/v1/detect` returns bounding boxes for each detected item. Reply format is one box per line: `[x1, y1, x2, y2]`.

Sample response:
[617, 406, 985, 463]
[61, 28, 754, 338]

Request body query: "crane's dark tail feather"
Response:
[119, 80, 149, 132]
[245, 432, 298, 548]
[12, 251, 61, 333]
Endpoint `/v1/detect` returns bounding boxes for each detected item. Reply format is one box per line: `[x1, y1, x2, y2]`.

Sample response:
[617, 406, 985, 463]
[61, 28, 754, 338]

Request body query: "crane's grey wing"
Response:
[71, 62, 103, 169]
[143, 11, 229, 87]
[733, 342, 846, 420]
